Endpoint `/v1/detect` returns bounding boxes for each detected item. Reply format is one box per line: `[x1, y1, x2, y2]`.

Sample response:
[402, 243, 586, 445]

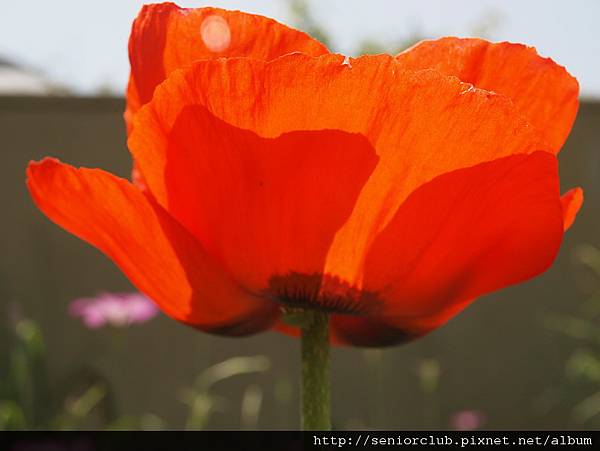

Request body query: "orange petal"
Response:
[26, 158, 277, 335]
[338, 151, 565, 345]
[125, 3, 329, 188]
[126, 2, 328, 126]
[561, 187, 584, 231]
[129, 104, 378, 292]
[397, 37, 579, 152]
[131, 53, 548, 285]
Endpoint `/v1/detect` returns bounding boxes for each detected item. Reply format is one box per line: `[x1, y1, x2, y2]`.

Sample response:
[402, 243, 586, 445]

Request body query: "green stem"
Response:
[300, 310, 331, 430]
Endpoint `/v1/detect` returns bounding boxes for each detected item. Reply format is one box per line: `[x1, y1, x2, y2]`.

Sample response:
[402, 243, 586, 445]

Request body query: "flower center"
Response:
[265, 272, 380, 315]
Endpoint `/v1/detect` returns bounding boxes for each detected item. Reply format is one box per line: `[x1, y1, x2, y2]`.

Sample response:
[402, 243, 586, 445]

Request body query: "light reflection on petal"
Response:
[201, 15, 231, 52]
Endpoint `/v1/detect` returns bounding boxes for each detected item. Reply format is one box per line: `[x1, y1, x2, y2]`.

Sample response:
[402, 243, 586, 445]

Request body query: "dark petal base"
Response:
[187, 303, 280, 336]
[331, 315, 421, 347]
[265, 272, 383, 315]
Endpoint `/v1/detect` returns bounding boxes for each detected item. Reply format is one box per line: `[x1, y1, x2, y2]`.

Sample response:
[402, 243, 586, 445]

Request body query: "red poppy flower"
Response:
[27, 3, 583, 347]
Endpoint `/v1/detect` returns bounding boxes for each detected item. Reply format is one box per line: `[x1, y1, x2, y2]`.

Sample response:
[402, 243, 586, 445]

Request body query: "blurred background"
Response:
[1, 0, 599, 430]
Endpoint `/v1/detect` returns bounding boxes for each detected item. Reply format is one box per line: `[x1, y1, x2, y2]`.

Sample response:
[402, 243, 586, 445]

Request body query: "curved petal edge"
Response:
[26, 158, 278, 335]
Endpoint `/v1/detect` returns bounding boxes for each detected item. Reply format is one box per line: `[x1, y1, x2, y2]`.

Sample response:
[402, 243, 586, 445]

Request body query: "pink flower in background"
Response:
[450, 410, 486, 431]
[69, 292, 158, 329]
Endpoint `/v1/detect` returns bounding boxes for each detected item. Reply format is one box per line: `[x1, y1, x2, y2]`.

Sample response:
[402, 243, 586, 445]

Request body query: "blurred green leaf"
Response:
[417, 359, 441, 395]
[55, 383, 107, 430]
[545, 315, 599, 342]
[195, 355, 270, 390]
[67, 383, 107, 419]
[240, 384, 263, 430]
[181, 355, 271, 430]
[575, 244, 600, 275]
[181, 391, 222, 430]
[0, 400, 26, 430]
[5, 318, 52, 427]
[566, 349, 600, 383]
[573, 391, 600, 424]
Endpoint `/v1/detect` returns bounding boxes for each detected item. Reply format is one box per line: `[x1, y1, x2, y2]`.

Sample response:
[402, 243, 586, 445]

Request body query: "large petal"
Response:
[26, 158, 277, 335]
[279, 177, 582, 348]
[129, 104, 378, 293]
[134, 54, 548, 285]
[396, 37, 579, 152]
[125, 2, 329, 128]
[331, 152, 565, 347]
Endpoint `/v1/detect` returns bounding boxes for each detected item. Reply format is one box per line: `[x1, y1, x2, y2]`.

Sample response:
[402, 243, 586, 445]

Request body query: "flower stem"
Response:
[300, 310, 331, 430]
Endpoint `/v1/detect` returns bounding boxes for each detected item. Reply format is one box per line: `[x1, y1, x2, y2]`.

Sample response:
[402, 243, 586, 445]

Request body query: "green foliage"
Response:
[0, 317, 111, 430]
[417, 358, 441, 395]
[0, 318, 52, 429]
[0, 401, 26, 430]
[547, 244, 600, 427]
[180, 355, 270, 430]
[0, 314, 272, 430]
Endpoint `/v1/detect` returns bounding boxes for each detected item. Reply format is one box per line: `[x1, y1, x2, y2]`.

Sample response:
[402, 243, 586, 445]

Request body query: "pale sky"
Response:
[1, 0, 599, 97]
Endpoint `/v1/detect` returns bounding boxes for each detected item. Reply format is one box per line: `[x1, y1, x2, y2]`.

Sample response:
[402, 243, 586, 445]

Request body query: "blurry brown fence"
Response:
[1, 96, 599, 429]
